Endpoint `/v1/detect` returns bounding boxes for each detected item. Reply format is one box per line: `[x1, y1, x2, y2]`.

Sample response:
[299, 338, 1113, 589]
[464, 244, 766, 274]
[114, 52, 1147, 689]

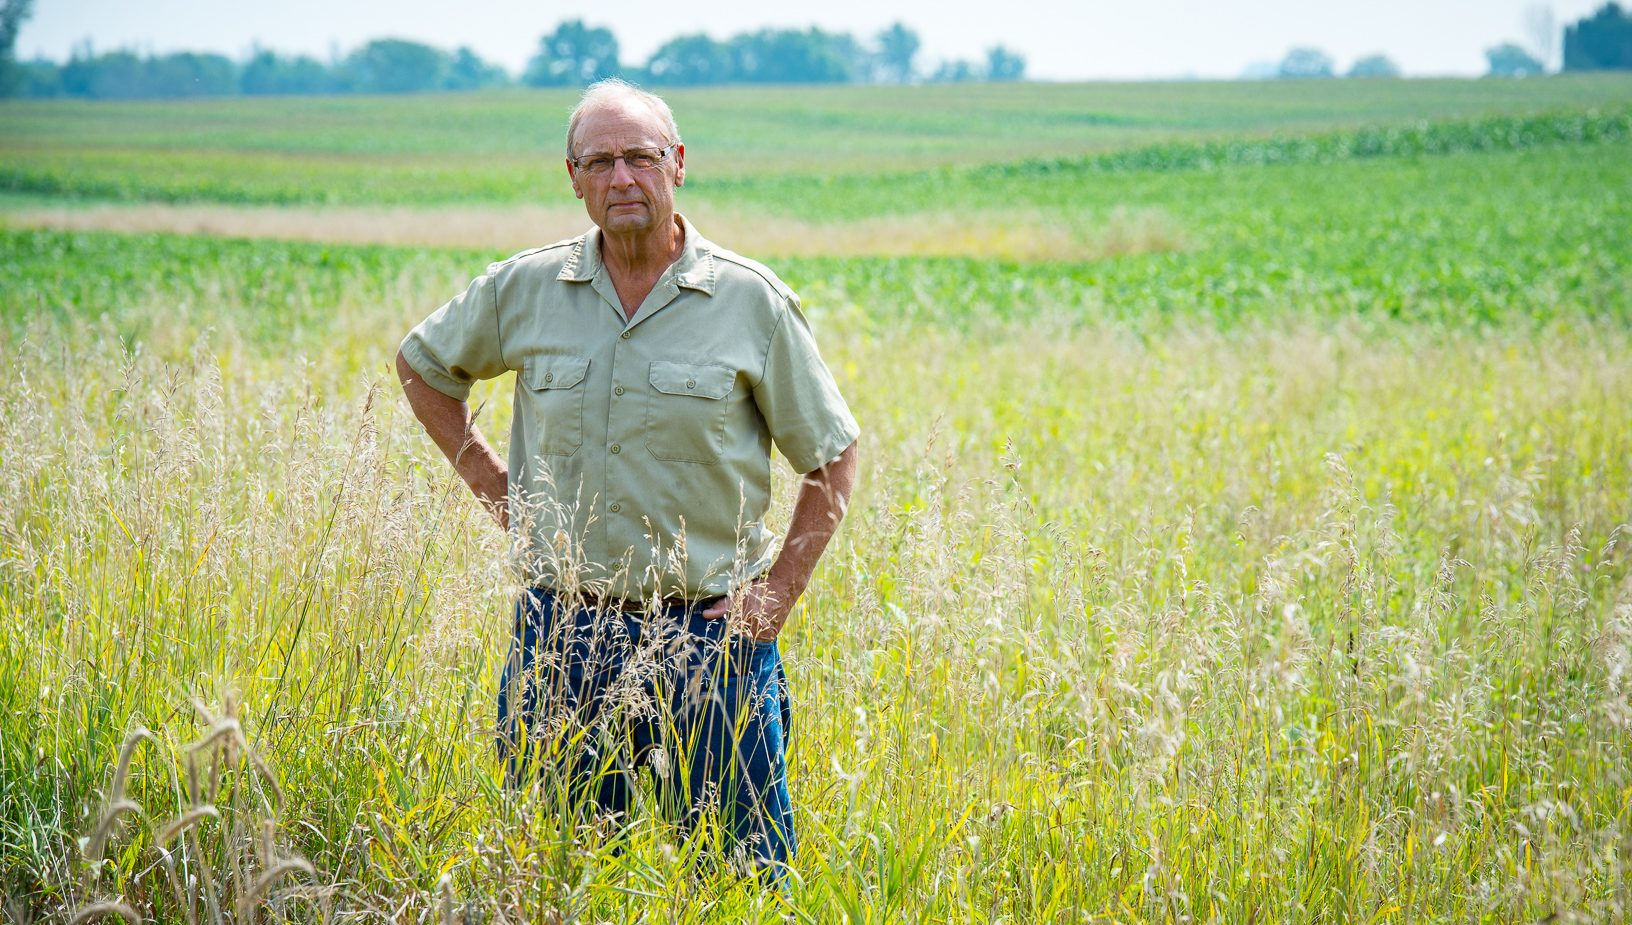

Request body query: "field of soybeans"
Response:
[2, 76, 1632, 923]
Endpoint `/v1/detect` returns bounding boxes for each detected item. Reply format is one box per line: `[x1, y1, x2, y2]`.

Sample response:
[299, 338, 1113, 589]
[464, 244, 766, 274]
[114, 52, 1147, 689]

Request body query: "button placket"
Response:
[606, 317, 635, 531]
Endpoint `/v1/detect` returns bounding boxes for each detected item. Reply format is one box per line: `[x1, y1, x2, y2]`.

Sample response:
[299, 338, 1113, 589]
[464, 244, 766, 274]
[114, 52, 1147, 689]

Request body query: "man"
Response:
[395, 79, 859, 883]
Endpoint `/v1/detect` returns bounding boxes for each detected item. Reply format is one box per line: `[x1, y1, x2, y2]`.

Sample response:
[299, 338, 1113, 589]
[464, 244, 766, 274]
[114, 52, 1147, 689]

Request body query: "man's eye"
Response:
[586, 157, 615, 171]
[628, 155, 656, 168]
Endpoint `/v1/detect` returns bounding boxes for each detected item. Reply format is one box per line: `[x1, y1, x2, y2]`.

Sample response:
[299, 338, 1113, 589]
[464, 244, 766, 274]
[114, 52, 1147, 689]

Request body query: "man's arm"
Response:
[396, 349, 509, 530]
[704, 439, 859, 640]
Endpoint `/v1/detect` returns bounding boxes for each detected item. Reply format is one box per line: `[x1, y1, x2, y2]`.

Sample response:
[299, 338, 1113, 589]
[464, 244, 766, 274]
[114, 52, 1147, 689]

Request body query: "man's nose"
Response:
[608, 156, 639, 186]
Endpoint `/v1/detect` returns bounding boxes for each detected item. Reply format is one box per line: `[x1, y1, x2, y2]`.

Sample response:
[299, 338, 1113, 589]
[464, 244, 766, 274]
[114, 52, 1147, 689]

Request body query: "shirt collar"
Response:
[557, 212, 717, 296]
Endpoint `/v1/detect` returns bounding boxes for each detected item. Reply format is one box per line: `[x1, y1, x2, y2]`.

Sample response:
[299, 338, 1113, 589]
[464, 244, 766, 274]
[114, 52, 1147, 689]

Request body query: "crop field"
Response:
[2, 78, 1632, 923]
[3, 75, 1632, 203]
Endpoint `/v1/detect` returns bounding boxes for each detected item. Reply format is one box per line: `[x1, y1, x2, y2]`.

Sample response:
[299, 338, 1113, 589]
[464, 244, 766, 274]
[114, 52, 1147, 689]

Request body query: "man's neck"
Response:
[600, 214, 684, 279]
[598, 214, 685, 321]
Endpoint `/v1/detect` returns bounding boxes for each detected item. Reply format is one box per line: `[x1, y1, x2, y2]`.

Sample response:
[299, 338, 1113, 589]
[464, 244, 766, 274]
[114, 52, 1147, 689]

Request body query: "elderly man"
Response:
[395, 79, 859, 882]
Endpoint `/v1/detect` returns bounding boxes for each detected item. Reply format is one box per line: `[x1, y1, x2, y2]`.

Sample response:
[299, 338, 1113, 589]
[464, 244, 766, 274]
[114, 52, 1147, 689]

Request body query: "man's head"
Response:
[566, 79, 686, 237]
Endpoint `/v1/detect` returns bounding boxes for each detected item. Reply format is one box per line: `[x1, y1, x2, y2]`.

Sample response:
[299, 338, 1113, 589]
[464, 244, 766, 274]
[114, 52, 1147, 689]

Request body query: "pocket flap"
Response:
[649, 362, 734, 400]
[524, 355, 590, 390]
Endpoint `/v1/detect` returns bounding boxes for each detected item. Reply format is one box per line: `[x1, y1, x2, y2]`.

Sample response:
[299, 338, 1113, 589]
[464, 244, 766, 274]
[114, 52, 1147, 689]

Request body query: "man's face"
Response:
[567, 101, 685, 236]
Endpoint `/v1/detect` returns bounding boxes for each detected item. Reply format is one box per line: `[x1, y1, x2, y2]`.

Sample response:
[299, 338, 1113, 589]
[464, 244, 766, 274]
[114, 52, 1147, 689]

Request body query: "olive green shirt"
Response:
[400, 215, 860, 601]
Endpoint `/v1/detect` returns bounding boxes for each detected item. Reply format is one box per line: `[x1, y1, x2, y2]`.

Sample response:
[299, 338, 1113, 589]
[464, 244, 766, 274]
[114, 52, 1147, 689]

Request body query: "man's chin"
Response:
[600, 209, 654, 233]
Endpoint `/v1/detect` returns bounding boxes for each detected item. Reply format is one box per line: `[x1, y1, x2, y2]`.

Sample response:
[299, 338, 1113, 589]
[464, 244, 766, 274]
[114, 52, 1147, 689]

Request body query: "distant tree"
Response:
[61, 50, 142, 97]
[444, 47, 507, 89]
[643, 34, 733, 85]
[729, 28, 854, 83]
[931, 59, 979, 83]
[985, 45, 1025, 81]
[876, 22, 920, 83]
[15, 57, 58, 95]
[1278, 47, 1335, 78]
[1563, 2, 1632, 70]
[1347, 54, 1401, 77]
[346, 39, 447, 93]
[525, 20, 619, 86]
[241, 49, 332, 95]
[0, 0, 34, 96]
[1486, 42, 1544, 76]
[825, 31, 874, 81]
[144, 52, 237, 96]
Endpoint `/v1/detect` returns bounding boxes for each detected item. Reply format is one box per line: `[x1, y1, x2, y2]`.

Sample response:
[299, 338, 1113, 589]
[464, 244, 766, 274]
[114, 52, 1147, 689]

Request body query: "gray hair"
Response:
[565, 79, 681, 157]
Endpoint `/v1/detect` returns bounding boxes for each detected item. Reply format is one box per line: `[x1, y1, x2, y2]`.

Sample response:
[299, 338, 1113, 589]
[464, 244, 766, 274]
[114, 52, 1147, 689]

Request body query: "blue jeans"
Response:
[497, 587, 796, 881]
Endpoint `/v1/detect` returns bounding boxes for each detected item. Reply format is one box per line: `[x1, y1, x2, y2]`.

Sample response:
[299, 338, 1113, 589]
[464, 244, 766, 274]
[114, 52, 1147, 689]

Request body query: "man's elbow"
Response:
[395, 349, 417, 386]
[835, 438, 859, 473]
[812, 439, 859, 499]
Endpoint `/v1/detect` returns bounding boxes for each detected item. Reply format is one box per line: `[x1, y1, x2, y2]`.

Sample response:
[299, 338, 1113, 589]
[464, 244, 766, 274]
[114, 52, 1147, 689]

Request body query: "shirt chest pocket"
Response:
[522, 355, 591, 457]
[646, 361, 736, 465]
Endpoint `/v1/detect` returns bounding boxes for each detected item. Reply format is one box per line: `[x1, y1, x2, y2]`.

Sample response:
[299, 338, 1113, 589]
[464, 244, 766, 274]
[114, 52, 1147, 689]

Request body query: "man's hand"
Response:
[396, 350, 510, 530]
[702, 440, 858, 642]
[702, 574, 794, 641]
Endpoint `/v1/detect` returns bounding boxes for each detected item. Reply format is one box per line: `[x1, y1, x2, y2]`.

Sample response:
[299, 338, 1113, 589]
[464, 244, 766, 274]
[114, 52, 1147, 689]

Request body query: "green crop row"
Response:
[693, 104, 1632, 217]
[0, 149, 566, 206]
[2, 96, 1629, 209]
[973, 102, 1632, 176]
[5, 138, 1628, 343]
[7, 76, 1630, 160]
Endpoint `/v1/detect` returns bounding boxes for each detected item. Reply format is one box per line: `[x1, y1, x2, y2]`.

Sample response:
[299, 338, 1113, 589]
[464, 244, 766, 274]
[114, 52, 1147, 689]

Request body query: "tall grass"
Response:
[2, 269, 1628, 919]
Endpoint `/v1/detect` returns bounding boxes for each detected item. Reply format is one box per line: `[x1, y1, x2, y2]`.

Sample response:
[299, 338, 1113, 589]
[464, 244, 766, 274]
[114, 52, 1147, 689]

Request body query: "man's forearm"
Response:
[767, 440, 859, 601]
[395, 350, 509, 528]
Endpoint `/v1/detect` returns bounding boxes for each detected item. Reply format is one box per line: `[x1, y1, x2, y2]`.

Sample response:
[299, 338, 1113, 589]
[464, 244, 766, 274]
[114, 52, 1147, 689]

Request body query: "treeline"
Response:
[0, 16, 1024, 100]
[1262, 3, 1632, 81]
[1565, 2, 1632, 70]
[6, 41, 508, 98]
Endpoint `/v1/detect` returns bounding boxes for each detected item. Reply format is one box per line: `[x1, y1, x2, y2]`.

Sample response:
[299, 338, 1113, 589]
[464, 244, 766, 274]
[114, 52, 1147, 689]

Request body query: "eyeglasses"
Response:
[569, 143, 677, 176]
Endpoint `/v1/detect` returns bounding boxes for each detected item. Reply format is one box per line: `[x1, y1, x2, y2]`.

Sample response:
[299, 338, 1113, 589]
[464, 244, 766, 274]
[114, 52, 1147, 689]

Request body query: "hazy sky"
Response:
[14, 0, 1606, 80]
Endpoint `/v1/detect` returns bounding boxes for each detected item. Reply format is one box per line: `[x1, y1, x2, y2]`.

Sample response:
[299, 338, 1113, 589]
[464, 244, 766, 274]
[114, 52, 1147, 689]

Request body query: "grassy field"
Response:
[1, 74, 1631, 204]
[1, 79, 1631, 922]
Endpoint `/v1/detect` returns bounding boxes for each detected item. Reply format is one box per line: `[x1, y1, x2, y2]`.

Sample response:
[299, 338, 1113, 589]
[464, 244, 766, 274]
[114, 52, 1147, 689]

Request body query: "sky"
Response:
[13, 0, 1610, 80]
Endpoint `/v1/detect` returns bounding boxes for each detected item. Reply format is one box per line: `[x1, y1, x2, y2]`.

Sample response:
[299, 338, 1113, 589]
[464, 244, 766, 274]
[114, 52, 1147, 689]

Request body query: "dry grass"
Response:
[3, 272, 1630, 920]
[0, 202, 1185, 262]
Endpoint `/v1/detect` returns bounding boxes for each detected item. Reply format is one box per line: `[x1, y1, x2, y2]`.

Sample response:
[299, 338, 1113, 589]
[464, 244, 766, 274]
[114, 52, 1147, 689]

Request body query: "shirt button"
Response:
[614, 386, 624, 396]
[610, 444, 620, 454]
[543, 373, 553, 383]
[686, 379, 696, 389]
[609, 502, 621, 513]
[620, 331, 630, 339]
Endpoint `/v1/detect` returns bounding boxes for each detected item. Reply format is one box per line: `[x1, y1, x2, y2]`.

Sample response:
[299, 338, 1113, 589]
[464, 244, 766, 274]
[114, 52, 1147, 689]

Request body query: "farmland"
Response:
[3, 75, 1632, 202]
[2, 77, 1632, 922]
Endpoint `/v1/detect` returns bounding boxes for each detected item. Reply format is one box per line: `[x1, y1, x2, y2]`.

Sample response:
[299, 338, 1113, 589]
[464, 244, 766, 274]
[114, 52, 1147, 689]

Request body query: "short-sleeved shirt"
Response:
[400, 214, 860, 602]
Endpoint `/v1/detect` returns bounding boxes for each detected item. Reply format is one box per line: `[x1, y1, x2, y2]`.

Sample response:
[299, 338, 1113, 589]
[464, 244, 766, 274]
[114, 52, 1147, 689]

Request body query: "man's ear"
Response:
[567, 158, 583, 199]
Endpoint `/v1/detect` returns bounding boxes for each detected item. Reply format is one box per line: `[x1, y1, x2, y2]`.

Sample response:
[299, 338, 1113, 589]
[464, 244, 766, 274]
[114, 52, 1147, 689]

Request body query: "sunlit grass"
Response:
[2, 251, 1629, 919]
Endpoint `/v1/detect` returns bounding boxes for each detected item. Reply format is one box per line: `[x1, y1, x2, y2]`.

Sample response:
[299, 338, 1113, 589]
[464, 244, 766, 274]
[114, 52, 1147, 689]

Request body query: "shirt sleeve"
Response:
[398, 270, 507, 401]
[754, 296, 861, 474]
